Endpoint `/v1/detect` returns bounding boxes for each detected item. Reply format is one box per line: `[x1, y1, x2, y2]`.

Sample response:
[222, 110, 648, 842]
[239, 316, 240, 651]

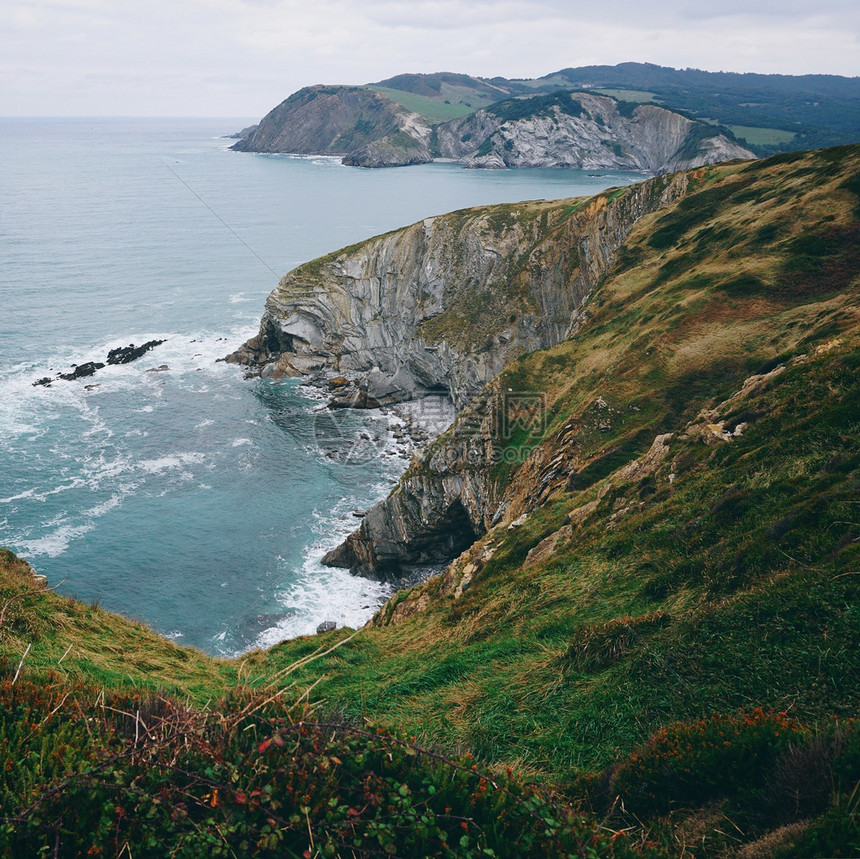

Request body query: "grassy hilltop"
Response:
[1, 145, 859, 856]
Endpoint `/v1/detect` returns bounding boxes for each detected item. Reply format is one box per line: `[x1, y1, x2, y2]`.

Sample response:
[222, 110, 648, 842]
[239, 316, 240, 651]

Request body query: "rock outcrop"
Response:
[231, 85, 432, 167]
[435, 92, 754, 172]
[233, 86, 753, 173]
[33, 340, 166, 387]
[227, 170, 695, 411]
[229, 170, 707, 577]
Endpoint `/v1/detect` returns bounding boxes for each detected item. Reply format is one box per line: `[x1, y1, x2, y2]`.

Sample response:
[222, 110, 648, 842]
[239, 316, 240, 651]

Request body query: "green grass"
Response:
[250, 339, 860, 786]
[0, 549, 237, 700]
[729, 124, 797, 146]
[246, 146, 860, 782]
[701, 119, 797, 146]
[366, 86, 478, 121]
[593, 88, 658, 103]
[2, 145, 859, 857]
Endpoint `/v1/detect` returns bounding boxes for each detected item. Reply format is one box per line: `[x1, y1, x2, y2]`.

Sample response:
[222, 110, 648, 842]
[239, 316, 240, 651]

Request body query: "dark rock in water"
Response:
[33, 338, 166, 386]
[316, 621, 337, 634]
[146, 364, 169, 373]
[328, 387, 382, 409]
[59, 362, 104, 381]
[106, 339, 166, 365]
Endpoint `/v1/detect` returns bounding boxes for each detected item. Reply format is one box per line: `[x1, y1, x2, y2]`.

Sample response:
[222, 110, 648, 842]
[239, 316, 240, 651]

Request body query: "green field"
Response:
[729, 124, 797, 145]
[593, 87, 658, 103]
[366, 86, 478, 121]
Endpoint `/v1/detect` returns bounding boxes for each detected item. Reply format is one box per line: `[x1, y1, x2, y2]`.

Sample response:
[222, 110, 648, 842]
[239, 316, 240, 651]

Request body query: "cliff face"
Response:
[229, 170, 702, 577]
[227, 171, 694, 411]
[230, 85, 431, 164]
[435, 92, 754, 172]
[320, 146, 860, 579]
[232, 87, 753, 173]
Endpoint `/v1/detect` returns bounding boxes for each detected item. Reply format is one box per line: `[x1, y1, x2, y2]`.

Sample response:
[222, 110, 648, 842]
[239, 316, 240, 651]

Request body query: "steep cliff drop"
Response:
[227, 169, 703, 577]
[227, 171, 692, 404]
[232, 85, 753, 172]
[435, 92, 754, 173]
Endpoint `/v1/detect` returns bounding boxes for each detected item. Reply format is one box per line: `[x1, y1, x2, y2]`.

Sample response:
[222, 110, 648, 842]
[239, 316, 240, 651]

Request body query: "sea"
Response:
[0, 117, 641, 655]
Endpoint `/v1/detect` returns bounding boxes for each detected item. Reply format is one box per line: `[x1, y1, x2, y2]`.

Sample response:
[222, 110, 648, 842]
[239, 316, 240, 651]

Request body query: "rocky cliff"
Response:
[435, 91, 753, 172]
[315, 146, 859, 578]
[227, 170, 695, 413]
[233, 86, 753, 172]
[230, 85, 432, 165]
[228, 169, 706, 576]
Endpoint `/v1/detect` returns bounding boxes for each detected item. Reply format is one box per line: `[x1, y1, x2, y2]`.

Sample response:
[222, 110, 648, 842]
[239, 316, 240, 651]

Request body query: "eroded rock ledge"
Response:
[227, 170, 693, 412]
[228, 169, 703, 578]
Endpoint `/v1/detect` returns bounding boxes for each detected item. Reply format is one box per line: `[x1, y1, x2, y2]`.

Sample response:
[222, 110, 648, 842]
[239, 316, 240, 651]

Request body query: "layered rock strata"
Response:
[228, 171, 692, 408]
[230, 170, 703, 576]
[435, 92, 753, 172]
[233, 87, 753, 173]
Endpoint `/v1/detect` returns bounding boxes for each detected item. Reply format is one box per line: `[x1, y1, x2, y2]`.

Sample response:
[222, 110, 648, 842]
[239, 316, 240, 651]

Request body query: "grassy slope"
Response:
[373, 75, 799, 153]
[0, 549, 236, 699]
[248, 145, 860, 782]
[2, 145, 859, 855]
[366, 85, 492, 122]
[592, 88, 659, 103]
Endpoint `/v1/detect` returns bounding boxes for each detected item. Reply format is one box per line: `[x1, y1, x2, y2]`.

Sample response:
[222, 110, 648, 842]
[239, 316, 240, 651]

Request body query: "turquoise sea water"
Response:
[0, 118, 641, 654]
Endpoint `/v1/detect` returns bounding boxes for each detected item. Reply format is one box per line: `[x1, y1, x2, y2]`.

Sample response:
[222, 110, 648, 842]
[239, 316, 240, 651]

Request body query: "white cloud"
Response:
[0, 0, 856, 115]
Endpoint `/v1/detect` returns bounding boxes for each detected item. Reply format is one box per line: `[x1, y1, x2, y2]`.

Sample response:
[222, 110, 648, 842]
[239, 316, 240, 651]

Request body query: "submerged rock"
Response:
[106, 339, 166, 365]
[58, 362, 105, 381]
[33, 338, 167, 386]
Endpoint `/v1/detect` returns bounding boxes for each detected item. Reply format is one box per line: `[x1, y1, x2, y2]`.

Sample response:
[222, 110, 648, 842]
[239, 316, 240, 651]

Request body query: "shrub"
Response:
[0, 668, 649, 857]
[610, 708, 803, 814]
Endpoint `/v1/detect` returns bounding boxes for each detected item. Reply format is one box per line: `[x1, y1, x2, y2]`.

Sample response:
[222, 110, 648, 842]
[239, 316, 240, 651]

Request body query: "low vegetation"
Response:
[2, 145, 859, 855]
[367, 86, 486, 122]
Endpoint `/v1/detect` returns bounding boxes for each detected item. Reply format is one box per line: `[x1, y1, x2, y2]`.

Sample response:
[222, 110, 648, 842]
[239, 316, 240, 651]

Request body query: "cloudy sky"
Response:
[2, 0, 858, 117]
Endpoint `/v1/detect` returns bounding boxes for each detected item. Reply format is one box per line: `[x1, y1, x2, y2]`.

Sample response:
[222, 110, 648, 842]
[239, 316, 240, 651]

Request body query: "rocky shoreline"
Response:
[226, 171, 699, 581]
[232, 87, 753, 172]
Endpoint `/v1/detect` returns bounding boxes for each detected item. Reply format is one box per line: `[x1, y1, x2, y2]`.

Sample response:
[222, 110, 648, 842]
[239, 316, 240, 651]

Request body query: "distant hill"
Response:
[538, 63, 860, 153]
[430, 91, 753, 172]
[234, 80, 753, 172]
[233, 63, 859, 166]
[230, 84, 431, 164]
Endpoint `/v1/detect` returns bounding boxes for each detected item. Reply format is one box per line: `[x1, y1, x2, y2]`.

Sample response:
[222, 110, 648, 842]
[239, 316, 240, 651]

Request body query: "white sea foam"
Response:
[246, 480, 398, 652]
[0, 324, 257, 459]
[85, 494, 123, 517]
[233, 395, 430, 653]
[0, 488, 37, 504]
[22, 519, 96, 557]
[137, 452, 206, 475]
[0, 478, 90, 506]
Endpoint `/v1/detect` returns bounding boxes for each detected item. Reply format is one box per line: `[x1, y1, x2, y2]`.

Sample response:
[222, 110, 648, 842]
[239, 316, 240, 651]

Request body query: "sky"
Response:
[1, 0, 858, 117]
